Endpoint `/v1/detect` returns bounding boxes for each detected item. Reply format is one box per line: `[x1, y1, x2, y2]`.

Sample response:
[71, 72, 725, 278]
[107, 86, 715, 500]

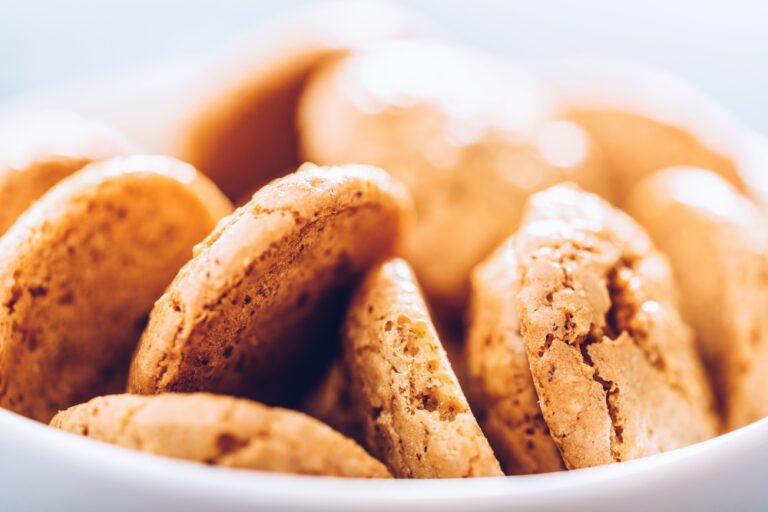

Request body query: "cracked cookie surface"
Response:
[342, 258, 502, 478]
[0, 155, 231, 422]
[51, 393, 390, 478]
[128, 163, 412, 405]
[514, 183, 718, 468]
[466, 238, 564, 474]
[627, 168, 768, 429]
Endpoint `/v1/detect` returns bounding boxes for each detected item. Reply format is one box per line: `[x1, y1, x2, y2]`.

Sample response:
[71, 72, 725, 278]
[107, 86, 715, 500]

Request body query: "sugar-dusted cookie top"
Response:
[51, 393, 390, 478]
[128, 163, 412, 405]
[514, 183, 719, 468]
[0, 155, 231, 422]
[342, 258, 502, 478]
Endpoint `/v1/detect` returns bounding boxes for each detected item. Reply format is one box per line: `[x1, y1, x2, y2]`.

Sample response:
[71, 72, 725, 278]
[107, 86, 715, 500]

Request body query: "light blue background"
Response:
[2, 0, 767, 132]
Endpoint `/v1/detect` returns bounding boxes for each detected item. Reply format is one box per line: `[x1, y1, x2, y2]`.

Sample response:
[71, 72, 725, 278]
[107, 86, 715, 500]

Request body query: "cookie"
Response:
[128, 163, 412, 405]
[176, 2, 428, 201]
[465, 239, 564, 474]
[301, 359, 364, 444]
[298, 41, 610, 318]
[514, 183, 718, 468]
[0, 155, 232, 422]
[546, 60, 748, 202]
[51, 393, 390, 478]
[342, 258, 502, 478]
[0, 112, 131, 234]
[303, 313, 468, 447]
[626, 167, 768, 429]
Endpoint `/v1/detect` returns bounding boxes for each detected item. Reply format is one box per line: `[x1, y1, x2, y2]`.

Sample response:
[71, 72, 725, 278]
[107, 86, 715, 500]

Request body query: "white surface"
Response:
[1, 405, 767, 511]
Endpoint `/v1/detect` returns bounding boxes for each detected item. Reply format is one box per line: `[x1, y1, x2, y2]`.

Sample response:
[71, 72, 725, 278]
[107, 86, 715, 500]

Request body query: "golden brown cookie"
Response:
[128, 163, 412, 405]
[626, 168, 768, 430]
[465, 239, 564, 474]
[301, 359, 364, 444]
[298, 41, 611, 318]
[342, 258, 502, 478]
[0, 155, 231, 422]
[51, 393, 390, 478]
[0, 112, 131, 234]
[176, 2, 427, 201]
[514, 183, 719, 469]
[302, 314, 467, 447]
[547, 61, 748, 202]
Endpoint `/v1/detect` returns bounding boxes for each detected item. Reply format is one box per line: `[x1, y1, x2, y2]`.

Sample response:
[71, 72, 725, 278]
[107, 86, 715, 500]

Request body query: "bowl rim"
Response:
[4, 405, 766, 507]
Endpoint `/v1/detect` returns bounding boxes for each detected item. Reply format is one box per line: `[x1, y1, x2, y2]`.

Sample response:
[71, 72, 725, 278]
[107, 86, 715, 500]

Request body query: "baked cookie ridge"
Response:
[128, 163, 412, 406]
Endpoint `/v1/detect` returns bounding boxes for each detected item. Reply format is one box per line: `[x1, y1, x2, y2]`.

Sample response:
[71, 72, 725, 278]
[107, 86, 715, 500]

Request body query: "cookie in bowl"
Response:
[342, 258, 502, 478]
[626, 167, 768, 430]
[465, 239, 564, 475]
[301, 359, 364, 444]
[128, 163, 412, 405]
[298, 41, 610, 319]
[0, 112, 132, 234]
[52, 393, 390, 478]
[0, 155, 232, 422]
[547, 60, 748, 202]
[175, 2, 428, 202]
[302, 307, 469, 447]
[513, 183, 719, 468]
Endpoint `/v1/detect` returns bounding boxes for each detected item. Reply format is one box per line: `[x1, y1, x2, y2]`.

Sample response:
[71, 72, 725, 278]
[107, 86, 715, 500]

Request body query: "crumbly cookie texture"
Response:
[298, 41, 610, 319]
[51, 393, 391, 478]
[343, 258, 502, 478]
[0, 113, 131, 234]
[0, 155, 232, 422]
[514, 183, 719, 469]
[466, 238, 564, 474]
[626, 167, 768, 429]
[128, 163, 412, 405]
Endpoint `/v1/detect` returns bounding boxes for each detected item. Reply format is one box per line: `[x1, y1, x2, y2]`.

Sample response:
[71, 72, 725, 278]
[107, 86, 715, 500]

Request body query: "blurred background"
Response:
[1, 0, 767, 132]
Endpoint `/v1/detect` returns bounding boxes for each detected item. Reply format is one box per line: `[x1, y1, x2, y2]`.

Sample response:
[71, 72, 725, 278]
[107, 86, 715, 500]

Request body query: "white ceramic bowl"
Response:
[2, 406, 767, 511]
[1, 5, 767, 511]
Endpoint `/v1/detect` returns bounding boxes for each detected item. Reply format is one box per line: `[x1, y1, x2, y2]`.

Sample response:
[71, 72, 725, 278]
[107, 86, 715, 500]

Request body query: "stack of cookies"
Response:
[1, 5, 766, 480]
